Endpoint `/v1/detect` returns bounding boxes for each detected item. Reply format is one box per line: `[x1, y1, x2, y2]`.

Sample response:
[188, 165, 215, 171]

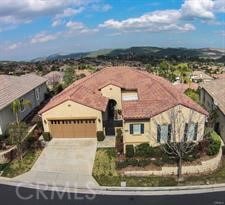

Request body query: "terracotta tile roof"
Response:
[174, 83, 199, 93]
[201, 79, 225, 115]
[213, 73, 225, 79]
[44, 71, 64, 84]
[39, 66, 208, 118]
[0, 74, 47, 110]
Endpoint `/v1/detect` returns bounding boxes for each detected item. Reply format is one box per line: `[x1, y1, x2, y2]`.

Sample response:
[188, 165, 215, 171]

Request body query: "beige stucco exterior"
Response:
[123, 105, 206, 148]
[42, 100, 103, 133]
[200, 88, 225, 141]
[101, 85, 122, 110]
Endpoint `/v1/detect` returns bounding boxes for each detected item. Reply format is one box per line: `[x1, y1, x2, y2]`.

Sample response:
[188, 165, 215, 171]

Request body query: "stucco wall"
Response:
[0, 83, 47, 135]
[101, 85, 122, 110]
[200, 89, 225, 141]
[42, 100, 103, 132]
[123, 105, 206, 148]
[125, 148, 222, 176]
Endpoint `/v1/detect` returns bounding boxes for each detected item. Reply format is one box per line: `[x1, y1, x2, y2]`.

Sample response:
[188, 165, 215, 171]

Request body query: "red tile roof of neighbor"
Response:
[39, 66, 208, 119]
[174, 83, 199, 94]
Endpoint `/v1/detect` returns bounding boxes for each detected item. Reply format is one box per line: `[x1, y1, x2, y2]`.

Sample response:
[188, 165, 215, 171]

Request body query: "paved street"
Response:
[15, 138, 98, 187]
[0, 183, 225, 205]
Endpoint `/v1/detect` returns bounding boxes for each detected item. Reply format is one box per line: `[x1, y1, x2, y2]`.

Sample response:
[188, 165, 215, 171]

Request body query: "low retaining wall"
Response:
[125, 148, 222, 176]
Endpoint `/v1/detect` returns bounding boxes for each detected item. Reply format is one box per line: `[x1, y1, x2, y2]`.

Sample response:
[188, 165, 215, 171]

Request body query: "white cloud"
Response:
[92, 3, 112, 12]
[30, 32, 59, 44]
[99, 10, 196, 32]
[0, 0, 96, 28]
[55, 7, 84, 19]
[66, 21, 85, 30]
[66, 21, 98, 34]
[99, 0, 225, 34]
[52, 19, 62, 27]
[214, 0, 225, 12]
[7, 42, 22, 50]
[181, 0, 215, 19]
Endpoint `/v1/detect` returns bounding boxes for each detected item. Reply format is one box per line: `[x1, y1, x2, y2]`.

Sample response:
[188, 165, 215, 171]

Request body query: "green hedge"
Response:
[125, 145, 135, 158]
[135, 143, 155, 157]
[97, 131, 105, 142]
[207, 131, 221, 156]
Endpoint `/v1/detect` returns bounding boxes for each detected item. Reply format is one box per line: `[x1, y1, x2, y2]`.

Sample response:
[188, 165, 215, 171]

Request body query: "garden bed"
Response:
[1, 148, 42, 178]
[93, 147, 224, 187]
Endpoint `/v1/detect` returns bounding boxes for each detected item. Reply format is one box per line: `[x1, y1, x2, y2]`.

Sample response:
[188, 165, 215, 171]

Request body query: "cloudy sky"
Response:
[0, 0, 224, 61]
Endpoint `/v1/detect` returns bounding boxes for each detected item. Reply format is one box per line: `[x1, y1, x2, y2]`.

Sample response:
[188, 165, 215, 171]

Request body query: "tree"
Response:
[151, 106, 205, 181]
[63, 66, 76, 88]
[175, 63, 191, 83]
[11, 99, 32, 125]
[8, 122, 28, 161]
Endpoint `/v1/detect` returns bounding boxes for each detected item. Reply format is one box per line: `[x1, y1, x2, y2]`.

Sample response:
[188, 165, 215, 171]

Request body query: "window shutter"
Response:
[157, 125, 161, 143]
[168, 124, 172, 143]
[183, 123, 188, 142]
[194, 123, 198, 141]
[141, 124, 144, 134]
[130, 124, 133, 134]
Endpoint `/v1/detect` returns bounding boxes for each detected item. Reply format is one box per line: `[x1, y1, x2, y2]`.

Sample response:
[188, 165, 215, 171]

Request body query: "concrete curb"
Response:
[1, 177, 225, 196]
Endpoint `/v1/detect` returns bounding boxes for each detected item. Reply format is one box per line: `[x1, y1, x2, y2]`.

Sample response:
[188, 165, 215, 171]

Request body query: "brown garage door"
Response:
[49, 119, 96, 138]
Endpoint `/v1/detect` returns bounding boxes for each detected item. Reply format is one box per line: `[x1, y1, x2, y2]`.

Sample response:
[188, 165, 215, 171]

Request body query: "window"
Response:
[157, 124, 172, 143]
[122, 91, 138, 101]
[130, 124, 144, 135]
[184, 122, 198, 141]
[20, 99, 25, 112]
[35, 88, 39, 101]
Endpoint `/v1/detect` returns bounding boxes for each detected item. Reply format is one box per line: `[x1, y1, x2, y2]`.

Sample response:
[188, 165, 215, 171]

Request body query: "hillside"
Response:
[31, 47, 225, 62]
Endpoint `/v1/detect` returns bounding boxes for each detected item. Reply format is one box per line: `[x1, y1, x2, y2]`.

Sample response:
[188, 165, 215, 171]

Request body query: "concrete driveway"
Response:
[15, 138, 98, 188]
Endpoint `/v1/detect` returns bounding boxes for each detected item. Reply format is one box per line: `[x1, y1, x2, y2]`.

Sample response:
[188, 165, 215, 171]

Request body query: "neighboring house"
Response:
[200, 79, 225, 141]
[44, 71, 64, 89]
[191, 71, 213, 83]
[39, 67, 207, 150]
[0, 74, 47, 135]
[174, 82, 198, 93]
[213, 73, 225, 80]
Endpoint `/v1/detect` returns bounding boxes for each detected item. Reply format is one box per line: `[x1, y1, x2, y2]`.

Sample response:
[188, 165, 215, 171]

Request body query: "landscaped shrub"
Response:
[97, 131, 105, 141]
[138, 158, 151, 167]
[115, 160, 128, 169]
[42, 132, 52, 142]
[135, 143, 154, 157]
[207, 131, 221, 156]
[125, 145, 134, 158]
[126, 158, 139, 166]
[115, 129, 123, 154]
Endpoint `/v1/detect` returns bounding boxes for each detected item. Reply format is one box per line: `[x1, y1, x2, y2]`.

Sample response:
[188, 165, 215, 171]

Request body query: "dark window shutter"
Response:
[168, 124, 172, 143]
[194, 123, 198, 141]
[141, 124, 144, 134]
[184, 123, 188, 142]
[130, 124, 133, 134]
[157, 125, 161, 143]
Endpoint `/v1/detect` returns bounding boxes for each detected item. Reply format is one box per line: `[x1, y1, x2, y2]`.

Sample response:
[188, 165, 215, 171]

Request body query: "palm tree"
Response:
[175, 63, 191, 84]
[11, 99, 32, 125]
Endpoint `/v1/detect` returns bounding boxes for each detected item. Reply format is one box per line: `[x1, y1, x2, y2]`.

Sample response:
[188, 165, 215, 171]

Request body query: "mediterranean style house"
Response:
[200, 79, 225, 141]
[39, 67, 208, 148]
[0, 74, 47, 135]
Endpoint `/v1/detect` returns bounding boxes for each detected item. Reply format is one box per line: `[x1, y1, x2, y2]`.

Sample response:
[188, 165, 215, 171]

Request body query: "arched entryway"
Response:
[108, 99, 117, 121]
[105, 99, 117, 136]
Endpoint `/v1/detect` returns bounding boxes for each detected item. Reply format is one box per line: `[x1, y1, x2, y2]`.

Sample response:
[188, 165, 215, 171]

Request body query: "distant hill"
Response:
[31, 47, 225, 62]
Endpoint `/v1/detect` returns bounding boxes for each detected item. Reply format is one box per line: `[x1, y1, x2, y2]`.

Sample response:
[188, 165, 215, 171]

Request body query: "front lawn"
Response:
[1, 149, 42, 178]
